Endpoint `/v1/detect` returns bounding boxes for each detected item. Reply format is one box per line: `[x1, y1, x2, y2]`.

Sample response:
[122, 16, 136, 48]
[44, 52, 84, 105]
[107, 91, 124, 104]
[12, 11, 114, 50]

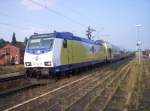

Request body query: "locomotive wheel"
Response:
[26, 70, 32, 78]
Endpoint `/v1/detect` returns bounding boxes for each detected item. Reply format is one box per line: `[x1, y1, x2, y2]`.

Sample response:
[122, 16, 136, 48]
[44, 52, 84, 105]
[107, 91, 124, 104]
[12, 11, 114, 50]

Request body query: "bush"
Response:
[0, 65, 24, 74]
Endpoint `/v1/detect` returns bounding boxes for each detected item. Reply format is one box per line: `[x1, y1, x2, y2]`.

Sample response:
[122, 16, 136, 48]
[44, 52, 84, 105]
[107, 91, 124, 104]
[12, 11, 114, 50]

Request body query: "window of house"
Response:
[15, 55, 18, 61]
[2, 48, 6, 54]
[5, 48, 10, 54]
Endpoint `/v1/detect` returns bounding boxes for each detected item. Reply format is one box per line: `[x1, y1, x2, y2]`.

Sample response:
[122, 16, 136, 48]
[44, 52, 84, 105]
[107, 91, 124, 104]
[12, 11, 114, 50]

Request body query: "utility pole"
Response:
[136, 24, 142, 65]
[86, 26, 95, 40]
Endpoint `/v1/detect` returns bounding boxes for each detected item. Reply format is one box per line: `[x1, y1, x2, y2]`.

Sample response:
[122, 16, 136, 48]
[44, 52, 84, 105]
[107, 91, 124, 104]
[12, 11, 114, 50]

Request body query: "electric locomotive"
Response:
[24, 31, 127, 77]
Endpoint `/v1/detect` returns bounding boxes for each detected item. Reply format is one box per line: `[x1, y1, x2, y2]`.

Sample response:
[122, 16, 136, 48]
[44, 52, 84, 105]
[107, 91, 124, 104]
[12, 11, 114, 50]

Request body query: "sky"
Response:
[0, 0, 149, 50]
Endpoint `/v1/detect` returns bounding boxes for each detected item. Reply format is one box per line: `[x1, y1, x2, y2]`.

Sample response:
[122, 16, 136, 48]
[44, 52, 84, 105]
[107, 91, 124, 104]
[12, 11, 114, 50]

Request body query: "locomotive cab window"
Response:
[63, 39, 67, 48]
[27, 37, 54, 50]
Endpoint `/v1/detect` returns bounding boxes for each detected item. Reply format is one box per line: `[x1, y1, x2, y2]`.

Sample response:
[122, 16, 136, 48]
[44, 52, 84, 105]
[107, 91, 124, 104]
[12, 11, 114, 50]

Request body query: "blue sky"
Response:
[0, 0, 149, 50]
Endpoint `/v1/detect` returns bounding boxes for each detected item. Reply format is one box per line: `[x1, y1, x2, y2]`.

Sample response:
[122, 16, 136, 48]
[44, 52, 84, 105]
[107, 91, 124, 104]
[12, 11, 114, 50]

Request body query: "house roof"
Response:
[0, 43, 26, 50]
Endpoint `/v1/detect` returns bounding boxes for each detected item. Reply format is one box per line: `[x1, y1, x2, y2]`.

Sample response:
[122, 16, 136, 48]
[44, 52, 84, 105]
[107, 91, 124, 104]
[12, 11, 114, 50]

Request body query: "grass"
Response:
[124, 60, 140, 110]
[124, 57, 150, 111]
[0, 64, 24, 74]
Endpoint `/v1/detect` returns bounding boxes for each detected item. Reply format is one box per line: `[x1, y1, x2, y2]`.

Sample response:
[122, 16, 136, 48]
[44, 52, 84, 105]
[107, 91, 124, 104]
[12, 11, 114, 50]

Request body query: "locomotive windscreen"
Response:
[27, 37, 54, 50]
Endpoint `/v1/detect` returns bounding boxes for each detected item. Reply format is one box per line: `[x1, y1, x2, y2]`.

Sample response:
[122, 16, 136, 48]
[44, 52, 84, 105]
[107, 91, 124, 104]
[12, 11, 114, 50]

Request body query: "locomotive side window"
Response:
[63, 39, 67, 48]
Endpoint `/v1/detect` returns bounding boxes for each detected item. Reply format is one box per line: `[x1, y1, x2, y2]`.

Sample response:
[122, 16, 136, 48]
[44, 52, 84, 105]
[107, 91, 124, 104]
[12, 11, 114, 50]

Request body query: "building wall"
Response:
[0, 44, 21, 65]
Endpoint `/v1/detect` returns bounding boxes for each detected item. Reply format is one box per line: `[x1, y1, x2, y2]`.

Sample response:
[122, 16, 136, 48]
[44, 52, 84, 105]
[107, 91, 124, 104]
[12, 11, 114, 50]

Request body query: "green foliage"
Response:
[15, 41, 24, 47]
[0, 38, 9, 47]
[0, 38, 5, 44]
[11, 32, 17, 45]
[24, 37, 28, 45]
[0, 38, 6, 46]
[0, 65, 24, 74]
[0, 33, 26, 48]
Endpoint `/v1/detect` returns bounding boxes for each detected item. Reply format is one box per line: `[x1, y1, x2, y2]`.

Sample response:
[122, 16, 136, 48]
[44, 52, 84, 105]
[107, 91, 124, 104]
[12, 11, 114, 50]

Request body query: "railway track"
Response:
[0, 72, 52, 97]
[100, 67, 130, 111]
[84, 61, 140, 111]
[40, 59, 133, 111]
[0, 58, 133, 111]
[63, 65, 130, 111]
[0, 72, 93, 111]
[0, 72, 25, 82]
[66, 61, 131, 111]
[0, 79, 49, 97]
[4, 59, 130, 111]
[44, 71, 112, 111]
[65, 58, 149, 111]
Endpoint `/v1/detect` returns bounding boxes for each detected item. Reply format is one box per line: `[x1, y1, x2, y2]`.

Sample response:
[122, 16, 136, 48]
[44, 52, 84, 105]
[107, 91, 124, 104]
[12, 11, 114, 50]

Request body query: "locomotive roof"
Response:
[30, 32, 102, 45]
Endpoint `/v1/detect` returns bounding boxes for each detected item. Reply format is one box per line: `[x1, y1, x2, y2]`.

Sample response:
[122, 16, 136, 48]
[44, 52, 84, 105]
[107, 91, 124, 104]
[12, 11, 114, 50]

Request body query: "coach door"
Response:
[61, 39, 73, 65]
[108, 48, 112, 60]
[67, 40, 73, 64]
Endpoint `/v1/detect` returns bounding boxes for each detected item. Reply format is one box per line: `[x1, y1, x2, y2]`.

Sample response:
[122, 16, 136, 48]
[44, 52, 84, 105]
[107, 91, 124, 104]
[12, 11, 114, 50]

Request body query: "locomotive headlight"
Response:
[44, 61, 51, 66]
[25, 62, 32, 66]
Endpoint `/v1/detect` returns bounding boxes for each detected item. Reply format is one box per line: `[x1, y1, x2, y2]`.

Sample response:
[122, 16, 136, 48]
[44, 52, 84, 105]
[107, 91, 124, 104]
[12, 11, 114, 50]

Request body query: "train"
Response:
[24, 31, 131, 77]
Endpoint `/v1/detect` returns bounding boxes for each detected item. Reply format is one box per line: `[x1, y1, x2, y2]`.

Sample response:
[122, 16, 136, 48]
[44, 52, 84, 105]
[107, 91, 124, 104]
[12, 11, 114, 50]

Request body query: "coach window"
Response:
[63, 39, 67, 48]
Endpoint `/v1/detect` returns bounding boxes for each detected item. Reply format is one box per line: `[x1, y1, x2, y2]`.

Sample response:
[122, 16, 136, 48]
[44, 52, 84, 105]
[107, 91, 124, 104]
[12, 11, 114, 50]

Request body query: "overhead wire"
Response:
[0, 22, 30, 30]
[0, 0, 103, 39]
[29, 0, 87, 28]
[0, 0, 94, 32]
[56, 2, 96, 27]
[0, 11, 44, 28]
[50, 1, 107, 39]
[0, 11, 34, 31]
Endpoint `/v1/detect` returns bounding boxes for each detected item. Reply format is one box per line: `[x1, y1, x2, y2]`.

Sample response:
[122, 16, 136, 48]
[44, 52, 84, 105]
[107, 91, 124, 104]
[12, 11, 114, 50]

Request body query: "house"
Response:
[0, 43, 25, 65]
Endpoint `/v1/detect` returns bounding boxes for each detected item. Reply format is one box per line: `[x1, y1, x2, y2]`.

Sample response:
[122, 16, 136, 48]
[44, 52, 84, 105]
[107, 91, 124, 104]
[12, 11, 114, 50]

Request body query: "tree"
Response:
[0, 38, 6, 47]
[0, 38, 5, 44]
[24, 37, 28, 45]
[11, 32, 17, 45]
[0, 38, 9, 47]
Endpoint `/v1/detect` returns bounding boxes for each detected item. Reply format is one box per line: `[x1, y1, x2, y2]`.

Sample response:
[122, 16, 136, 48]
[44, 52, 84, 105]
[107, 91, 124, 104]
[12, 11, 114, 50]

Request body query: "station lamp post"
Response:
[136, 24, 142, 64]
